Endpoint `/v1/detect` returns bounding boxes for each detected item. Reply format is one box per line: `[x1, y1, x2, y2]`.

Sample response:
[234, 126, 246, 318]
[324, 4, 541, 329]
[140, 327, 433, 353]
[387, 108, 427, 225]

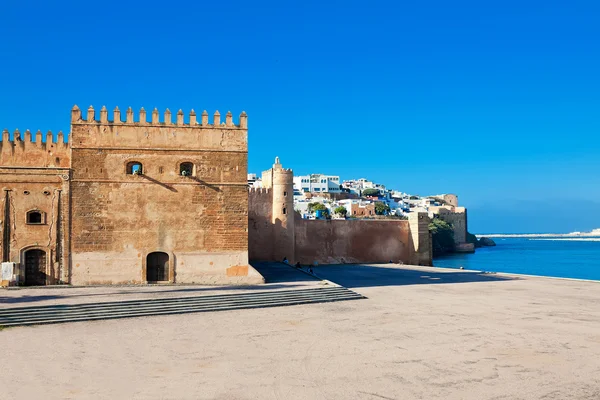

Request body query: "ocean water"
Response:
[433, 237, 600, 281]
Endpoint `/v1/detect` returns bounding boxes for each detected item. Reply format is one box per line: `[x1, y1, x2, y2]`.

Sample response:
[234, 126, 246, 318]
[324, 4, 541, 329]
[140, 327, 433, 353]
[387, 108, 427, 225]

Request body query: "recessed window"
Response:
[27, 210, 44, 224]
[23, 190, 30, 195]
[126, 162, 143, 175]
[180, 162, 194, 177]
[284, 191, 287, 196]
[43, 190, 51, 196]
[283, 207, 287, 215]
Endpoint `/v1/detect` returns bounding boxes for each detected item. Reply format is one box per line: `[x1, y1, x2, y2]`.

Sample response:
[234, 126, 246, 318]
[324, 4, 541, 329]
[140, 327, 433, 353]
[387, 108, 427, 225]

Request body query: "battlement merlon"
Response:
[0, 129, 70, 168]
[70, 106, 248, 151]
[71, 105, 248, 129]
[1, 129, 69, 146]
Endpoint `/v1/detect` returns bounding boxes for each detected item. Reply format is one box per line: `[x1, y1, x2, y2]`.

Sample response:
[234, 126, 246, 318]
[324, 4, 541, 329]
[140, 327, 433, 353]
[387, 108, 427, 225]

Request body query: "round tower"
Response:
[271, 157, 295, 263]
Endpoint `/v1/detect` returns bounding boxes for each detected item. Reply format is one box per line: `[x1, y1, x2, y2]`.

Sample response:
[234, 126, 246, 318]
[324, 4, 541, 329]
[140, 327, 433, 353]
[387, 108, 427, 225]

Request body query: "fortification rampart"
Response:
[0, 129, 70, 168]
[70, 106, 247, 151]
[247, 158, 433, 266]
[248, 187, 274, 261]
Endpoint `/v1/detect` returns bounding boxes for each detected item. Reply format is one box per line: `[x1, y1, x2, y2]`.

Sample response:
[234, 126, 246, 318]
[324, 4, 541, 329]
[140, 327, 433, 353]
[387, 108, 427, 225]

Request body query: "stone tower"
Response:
[262, 157, 295, 263]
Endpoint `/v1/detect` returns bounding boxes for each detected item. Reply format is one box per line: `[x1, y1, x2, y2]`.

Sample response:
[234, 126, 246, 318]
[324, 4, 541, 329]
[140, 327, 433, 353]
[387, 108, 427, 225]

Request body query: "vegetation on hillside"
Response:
[334, 206, 347, 217]
[375, 202, 391, 215]
[308, 202, 330, 217]
[429, 218, 455, 256]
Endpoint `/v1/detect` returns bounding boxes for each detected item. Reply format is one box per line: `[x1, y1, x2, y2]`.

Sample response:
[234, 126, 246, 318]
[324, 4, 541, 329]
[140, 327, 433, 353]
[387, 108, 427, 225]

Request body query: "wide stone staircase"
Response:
[0, 286, 365, 327]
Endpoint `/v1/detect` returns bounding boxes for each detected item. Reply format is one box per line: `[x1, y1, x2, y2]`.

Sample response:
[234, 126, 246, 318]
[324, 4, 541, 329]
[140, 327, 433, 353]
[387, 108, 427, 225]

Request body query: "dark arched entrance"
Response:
[147, 252, 169, 282]
[24, 249, 47, 286]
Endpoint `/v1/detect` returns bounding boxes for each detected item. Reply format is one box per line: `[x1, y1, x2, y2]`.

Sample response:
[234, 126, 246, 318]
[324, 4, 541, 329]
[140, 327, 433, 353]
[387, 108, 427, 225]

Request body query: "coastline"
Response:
[430, 264, 600, 283]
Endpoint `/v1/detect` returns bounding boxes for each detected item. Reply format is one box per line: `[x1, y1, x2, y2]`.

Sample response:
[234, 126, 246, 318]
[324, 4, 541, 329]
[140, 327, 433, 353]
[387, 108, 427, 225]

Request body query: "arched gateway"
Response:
[146, 252, 169, 282]
[24, 249, 47, 286]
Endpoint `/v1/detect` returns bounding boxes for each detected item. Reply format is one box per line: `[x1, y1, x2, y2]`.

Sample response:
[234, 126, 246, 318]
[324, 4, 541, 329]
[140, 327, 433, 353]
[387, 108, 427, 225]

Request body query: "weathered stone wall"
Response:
[69, 106, 260, 285]
[0, 167, 71, 284]
[248, 188, 273, 261]
[0, 129, 70, 167]
[433, 208, 467, 245]
[294, 218, 414, 265]
[409, 212, 432, 265]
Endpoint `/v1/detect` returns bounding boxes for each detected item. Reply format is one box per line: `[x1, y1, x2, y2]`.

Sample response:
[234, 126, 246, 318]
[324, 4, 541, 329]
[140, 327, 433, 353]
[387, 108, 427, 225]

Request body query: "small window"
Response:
[27, 210, 43, 224]
[284, 191, 287, 197]
[283, 208, 287, 215]
[126, 162, 143, 175]
[180, 162, 194, 177]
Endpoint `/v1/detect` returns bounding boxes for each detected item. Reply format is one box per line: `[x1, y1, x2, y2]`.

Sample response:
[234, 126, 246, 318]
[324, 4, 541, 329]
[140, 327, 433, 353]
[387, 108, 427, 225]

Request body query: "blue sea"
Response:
[433, 237, 600, 281]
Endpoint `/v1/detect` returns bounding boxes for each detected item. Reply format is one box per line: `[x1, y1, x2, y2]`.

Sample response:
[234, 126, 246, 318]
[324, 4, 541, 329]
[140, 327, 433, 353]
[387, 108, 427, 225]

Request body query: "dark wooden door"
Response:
[147, 252, 169, 282]
[25, 249, 47, 286]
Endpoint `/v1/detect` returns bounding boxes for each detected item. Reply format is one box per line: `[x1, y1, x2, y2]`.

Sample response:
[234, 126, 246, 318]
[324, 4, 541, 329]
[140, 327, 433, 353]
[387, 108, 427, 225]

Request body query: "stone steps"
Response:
[0, 286, 365, 327]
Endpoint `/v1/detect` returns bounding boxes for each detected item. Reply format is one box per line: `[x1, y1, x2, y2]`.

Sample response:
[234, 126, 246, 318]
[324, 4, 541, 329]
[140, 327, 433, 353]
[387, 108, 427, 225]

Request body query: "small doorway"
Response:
[24, 249, 47, 286]
[147, 252, 169, 282]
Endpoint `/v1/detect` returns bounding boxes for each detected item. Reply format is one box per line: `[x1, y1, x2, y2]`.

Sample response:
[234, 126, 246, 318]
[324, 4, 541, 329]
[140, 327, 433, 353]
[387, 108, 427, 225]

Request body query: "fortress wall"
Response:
[0, 129, 70, 167]
[248, 188, 274, 261]
[70, 106, 246, 151]
[294, 219, 413, 265]
[69, 105, 252, 285]
[436, 210, 467, 244]
[0, 168, 71, 284]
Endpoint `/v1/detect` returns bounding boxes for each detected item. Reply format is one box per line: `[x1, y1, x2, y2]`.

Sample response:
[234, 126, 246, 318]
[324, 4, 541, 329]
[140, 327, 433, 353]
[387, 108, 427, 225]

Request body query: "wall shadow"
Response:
[141, 174, 178, 192]
[189, 176, 222, 192]
[250, 262, 320, 283]
[311, 264, 516, 289]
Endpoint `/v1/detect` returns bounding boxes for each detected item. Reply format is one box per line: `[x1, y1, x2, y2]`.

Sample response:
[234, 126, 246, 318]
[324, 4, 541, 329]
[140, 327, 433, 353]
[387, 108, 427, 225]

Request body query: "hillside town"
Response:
[248, 172, 461, 219]
[248, 170, 472, 253]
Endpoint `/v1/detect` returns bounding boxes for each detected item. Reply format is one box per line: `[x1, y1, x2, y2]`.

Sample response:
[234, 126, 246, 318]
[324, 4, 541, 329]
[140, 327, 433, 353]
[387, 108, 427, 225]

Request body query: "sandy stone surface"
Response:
[2, 264, 600, 399]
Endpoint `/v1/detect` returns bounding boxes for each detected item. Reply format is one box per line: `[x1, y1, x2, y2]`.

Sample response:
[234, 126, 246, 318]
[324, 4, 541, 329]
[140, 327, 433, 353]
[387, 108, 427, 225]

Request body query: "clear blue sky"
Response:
[1, 1, 599, 233]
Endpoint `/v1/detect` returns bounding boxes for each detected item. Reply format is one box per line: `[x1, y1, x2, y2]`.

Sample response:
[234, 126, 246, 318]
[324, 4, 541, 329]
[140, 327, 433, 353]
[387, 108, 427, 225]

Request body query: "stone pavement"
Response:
[1, 264, 600, 399]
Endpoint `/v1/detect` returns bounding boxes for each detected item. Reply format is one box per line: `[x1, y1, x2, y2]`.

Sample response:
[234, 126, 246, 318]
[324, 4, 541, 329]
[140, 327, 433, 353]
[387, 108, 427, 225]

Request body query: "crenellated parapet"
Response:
[71, 105, 247, 128]
[248, 187, 271, 194]
[0, 128, 70, 168]
[71, 105, 248, 151]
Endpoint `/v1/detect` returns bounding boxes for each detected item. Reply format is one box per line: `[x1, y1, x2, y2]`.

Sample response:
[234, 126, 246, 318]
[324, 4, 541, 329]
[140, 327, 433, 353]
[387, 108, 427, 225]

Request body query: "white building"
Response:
[247, 173, 262, 188]
[341, 178, 386, 195]
[293, 174, 341, 194]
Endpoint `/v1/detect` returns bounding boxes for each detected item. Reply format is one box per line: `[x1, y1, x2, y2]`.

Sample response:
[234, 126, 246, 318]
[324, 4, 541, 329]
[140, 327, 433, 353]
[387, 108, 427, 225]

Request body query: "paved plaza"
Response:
[1, 264, 600, 399]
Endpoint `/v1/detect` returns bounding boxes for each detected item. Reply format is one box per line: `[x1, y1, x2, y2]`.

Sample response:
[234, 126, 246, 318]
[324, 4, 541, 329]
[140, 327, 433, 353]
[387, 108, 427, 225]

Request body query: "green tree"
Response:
[307, 202, 328, 214]
[429, 218, 455, 256]
[362, 188, 380, 197]
[374, 202, 390, 215]
[334, 206, 347, 216]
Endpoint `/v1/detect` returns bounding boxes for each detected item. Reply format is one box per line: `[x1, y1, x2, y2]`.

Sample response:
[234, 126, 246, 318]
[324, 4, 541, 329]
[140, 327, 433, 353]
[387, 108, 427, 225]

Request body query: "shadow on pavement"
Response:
[250, 262, 321, 284]
[311, 264, 515, 289]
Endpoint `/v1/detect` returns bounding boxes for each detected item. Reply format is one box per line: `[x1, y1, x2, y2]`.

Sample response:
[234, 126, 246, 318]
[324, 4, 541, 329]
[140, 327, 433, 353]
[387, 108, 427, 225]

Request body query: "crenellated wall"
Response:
[69, 105, 257, 285]
[0, 104, 263, 286]
[0, 129, 70, 168]
[0, 168, 71, 285]
[70, 106, 247, 151]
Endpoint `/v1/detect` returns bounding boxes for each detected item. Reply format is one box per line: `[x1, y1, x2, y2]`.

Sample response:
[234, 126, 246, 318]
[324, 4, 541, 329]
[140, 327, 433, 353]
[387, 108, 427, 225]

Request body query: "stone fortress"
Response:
[1, 105, 433, 286]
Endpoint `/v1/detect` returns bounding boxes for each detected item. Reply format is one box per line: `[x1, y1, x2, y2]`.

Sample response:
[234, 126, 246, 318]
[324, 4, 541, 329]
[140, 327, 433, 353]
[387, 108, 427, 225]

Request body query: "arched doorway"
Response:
[146, 252, 169, 282]
[24, 249, 47, 286]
